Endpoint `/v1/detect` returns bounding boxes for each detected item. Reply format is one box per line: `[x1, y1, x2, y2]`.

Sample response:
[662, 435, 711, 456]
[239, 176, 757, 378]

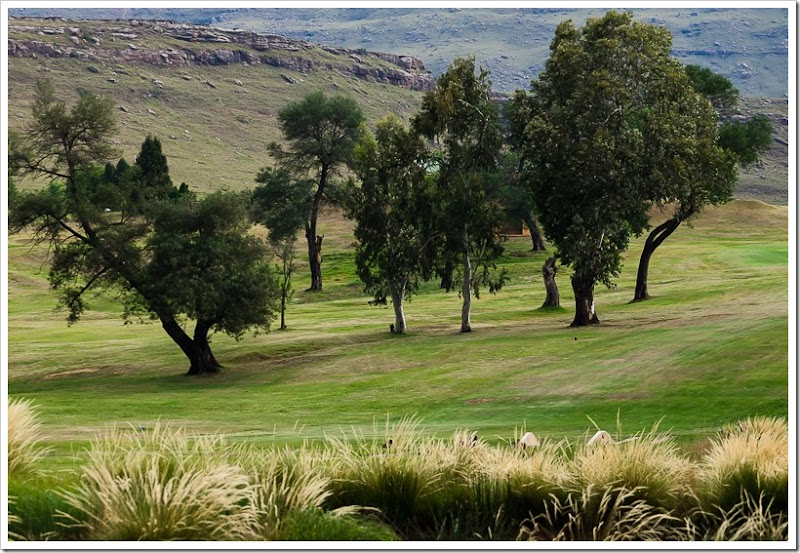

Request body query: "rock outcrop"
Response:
[8, 18, 435, 91]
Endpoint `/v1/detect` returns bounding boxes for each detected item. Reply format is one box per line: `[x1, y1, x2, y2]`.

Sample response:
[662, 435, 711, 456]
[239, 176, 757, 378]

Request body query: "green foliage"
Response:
[143, 192, 278, 340]
[252, 166, 313, 243]
[685, 64, 739, 112]
[412, 57, 508, 325]
[9, 80, 278, 373]
[269, 89, 364, 176]
[347, 116, 433, 311]
[8, 474, 88, 541]
[719, 115, 774, 166]
[275, 509, 399, 540]
[515, 11, 736, 321]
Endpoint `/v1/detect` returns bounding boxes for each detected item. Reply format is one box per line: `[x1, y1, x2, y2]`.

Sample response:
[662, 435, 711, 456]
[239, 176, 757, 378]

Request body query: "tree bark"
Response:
[161, 316, 222, 375]
[305, 165, 328, 291]
[461, 230, 472, 333]
[633, 218, 681, 302]
[388, 280, 407, 334]
[570, 275, 599, 327]
[523, 211, 546, 252]
[541, 256, 560, 308]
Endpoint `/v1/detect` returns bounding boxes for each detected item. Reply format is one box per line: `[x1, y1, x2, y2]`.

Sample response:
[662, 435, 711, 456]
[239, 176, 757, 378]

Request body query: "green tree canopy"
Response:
[347, 116, 434, 334]
[685, 64, 739, 113]
[412, 57, 507, 333]
[266, 91, 365, 291]
[9, 81, 278, 375]
[517, 11, 727, 325]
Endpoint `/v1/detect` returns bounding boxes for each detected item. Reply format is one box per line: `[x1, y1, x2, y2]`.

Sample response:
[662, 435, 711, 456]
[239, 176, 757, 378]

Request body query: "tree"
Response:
[251, 166, 311, 331]
[413, 57, 508, 333]
[541, 256, 561, 309]
[502, 94, 546, 251]
[518, 11, 719, 326]
[346, 116, 433, 334]
[631, 68, 768, 302]
[684, 64, 739, 113]
[9, 81, 278, 375]
[266, 91, 364, 291]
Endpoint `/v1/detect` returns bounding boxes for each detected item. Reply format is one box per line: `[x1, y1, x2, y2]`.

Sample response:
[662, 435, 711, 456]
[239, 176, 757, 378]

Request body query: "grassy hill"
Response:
[8, 199, 788, 463]
[11, 7, 790, 97]
[8, 16, 789, 203]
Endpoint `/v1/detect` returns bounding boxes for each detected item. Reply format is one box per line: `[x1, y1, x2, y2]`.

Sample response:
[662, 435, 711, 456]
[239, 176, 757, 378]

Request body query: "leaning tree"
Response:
[413, 57, 508, 333]
[631, 67, 770, 301]
[518, 11, 730, 326]
[265, 90, 364, 291]
[10, 81, 278, 375]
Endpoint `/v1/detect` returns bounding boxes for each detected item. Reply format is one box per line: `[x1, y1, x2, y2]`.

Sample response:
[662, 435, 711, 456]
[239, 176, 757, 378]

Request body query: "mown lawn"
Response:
[7, 199, 789, 466]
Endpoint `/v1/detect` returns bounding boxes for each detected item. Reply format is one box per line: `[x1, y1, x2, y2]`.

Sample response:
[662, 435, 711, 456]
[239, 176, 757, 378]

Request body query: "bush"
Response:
[568, 423, 697, 511]
[59, 424, 255, 540]
[8, 398, 48, 476]
[700, 417, 788, 514]
[275, 509, 399, 540]
[8, 474, 87, 541]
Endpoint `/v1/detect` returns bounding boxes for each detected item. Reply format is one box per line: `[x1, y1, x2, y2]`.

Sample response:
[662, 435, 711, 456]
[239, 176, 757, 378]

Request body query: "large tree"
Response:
[518, 11, 721, 326]
[413, 57, 508, 333]
[346, 116, 433, 334]
[631, 68, 769, 301]
[266, 91, 364, 291]
[9, 81, 278, 375]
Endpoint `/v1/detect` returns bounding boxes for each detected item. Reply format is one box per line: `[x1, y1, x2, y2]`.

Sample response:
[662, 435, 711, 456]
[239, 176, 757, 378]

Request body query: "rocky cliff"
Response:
[8, 17, 435, 91]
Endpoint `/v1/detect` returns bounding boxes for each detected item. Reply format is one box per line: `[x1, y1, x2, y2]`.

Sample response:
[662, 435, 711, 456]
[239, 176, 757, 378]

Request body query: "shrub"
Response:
[700, 417, 788, 514]
[568, 423, 697, 510]
[274, 509, 399, 540]
[8, 474, 87, 541]
[519, 486, 680, 541]
[59, 424, 255, 540]
[8, 398, 48, 475]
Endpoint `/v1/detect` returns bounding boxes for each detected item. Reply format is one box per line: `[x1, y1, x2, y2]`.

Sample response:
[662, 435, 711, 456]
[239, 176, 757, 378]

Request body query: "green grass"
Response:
[7, 199, 788, 471]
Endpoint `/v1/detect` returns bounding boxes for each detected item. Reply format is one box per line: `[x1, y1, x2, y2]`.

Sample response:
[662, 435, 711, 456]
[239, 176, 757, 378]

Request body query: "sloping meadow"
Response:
[7, 403, 789, 542]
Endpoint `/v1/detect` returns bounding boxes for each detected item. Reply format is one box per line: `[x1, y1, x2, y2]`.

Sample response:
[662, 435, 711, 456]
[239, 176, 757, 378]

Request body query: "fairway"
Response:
[7, 199, 789, 463]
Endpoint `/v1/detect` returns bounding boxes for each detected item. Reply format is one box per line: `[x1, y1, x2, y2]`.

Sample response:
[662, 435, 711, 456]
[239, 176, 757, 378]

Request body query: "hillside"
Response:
[10, 7, 790, 97]
[7, 17, 428, 192]
[7, 15, 789, 203]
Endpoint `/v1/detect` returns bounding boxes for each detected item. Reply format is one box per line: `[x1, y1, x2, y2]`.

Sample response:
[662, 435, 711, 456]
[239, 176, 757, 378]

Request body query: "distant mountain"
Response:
[9, 7, 789, 97]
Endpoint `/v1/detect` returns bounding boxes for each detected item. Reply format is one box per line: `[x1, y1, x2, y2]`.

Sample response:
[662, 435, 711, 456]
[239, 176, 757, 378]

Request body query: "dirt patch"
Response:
[465, 398, 491, 405]
[44, 367, 100, 379]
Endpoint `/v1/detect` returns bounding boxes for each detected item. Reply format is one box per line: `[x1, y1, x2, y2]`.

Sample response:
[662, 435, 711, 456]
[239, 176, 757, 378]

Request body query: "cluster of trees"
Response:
[8, 12, 772, 375]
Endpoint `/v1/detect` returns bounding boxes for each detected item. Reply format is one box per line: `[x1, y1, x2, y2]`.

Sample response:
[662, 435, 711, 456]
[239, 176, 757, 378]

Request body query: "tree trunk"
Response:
[633, 219, 681, 302]
[541, 256, 560, 308]
[279, 293, 287, 330]
[388, 280, 407, 334]
[305, 165, 328, 291]
[523, 211, 546, 252]
[461, 231, 472, 333]
[161, 316, 222, 375]
[570, 275, 599, 327]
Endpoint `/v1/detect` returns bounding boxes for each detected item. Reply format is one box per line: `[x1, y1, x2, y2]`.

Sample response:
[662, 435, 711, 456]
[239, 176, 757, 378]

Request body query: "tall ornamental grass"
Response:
[8, 398, 49, 475]
[700, 416, 788, 513]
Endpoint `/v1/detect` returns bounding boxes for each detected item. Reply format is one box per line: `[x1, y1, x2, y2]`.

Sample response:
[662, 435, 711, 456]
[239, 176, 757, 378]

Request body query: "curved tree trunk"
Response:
[161, 316, 222, 375]
[523, 211, 546, 252]
[306, 165, 328, 291]
[541, 256, 560, 308]
[388, 280, 407, 334]
[570, 275, 599, 327]
[461, 232, 473, 333]
[633, 218, 681, 302]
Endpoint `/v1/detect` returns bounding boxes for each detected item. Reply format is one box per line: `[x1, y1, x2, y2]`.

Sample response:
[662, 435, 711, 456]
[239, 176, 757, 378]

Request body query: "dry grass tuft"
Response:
[568, 423, 697, 509]
[59, 423, 255, 540]
[520, 486, 680, 541]
[8, 398, 49, 475]
[701, 416, 788, 511]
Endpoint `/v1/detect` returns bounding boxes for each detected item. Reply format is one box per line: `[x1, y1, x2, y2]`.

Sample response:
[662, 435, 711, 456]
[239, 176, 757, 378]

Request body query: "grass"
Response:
[6, 418, 788, 541]
[7, 199, 788, 463]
